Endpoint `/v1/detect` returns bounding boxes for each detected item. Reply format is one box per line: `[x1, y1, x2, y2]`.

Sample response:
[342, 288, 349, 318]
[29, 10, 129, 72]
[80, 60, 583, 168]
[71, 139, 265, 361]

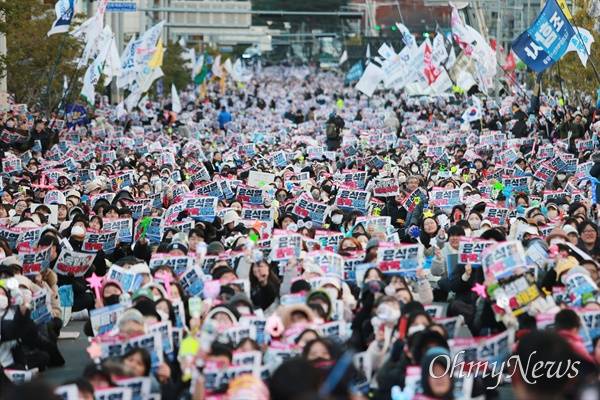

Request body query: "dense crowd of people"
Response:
[0, 66, 600, 400]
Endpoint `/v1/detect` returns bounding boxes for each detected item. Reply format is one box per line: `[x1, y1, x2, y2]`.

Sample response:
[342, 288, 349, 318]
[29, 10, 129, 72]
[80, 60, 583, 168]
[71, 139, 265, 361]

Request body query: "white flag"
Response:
[78, 20, 112, 68]
[117, 36, 138, 89]
[339, 50, 348, 65]
[395, 23, 417, 49]
[355, 63, 384, 97]
[212, 55, 223, 78]
[171, 84, 182, 113]
[81, 32, 112, 104]
[233, 59, 251, 82]
[223, 58, 233, 75]
[134, 21, 165, 68]
[116, 102, 127, 119]
[567, 27, 594, 66]
[461, 96, 482, 122]
[48, 0, 75, 36]
[138, 95, 154, 118]
[103, 37, 121, 86]
[124, 91, 141, 112]
[192, 54, 204, 80]
[137, 67, 164, 93]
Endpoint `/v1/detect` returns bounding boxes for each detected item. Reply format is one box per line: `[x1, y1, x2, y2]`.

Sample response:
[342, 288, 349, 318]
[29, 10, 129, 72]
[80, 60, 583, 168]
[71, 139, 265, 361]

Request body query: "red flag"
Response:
[423, 42, 441, 85]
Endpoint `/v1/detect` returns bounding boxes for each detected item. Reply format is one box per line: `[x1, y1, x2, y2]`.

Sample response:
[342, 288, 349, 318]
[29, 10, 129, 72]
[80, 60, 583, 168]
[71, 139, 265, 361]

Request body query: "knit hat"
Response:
[117, 309, 145, 331]
[207, 241, 225, 255]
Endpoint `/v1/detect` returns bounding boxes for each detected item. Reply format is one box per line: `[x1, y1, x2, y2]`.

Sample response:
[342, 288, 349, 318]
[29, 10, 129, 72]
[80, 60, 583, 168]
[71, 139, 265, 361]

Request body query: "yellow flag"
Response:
[148, 38, 164, 69]
[556, 0, 573, 20]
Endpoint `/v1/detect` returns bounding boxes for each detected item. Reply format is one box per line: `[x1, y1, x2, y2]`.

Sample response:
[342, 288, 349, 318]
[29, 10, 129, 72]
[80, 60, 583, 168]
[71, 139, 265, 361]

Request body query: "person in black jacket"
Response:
[325, 112, 344, 151]
[29, 119, 57, 155]
[249, 259, 280, 311]
[511, 103, 528, 139]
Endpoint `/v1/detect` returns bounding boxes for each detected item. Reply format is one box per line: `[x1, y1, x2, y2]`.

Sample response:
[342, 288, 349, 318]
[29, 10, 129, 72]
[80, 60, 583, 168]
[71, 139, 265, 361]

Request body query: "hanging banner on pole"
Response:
[512, 0, 575, 73]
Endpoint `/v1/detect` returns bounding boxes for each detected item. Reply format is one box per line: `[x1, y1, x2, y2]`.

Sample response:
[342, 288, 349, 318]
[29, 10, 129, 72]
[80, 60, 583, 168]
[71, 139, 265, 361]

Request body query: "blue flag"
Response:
[512, 0, 575, 73]
[345, 61, 364, 84]
[47, 0, 75, 37]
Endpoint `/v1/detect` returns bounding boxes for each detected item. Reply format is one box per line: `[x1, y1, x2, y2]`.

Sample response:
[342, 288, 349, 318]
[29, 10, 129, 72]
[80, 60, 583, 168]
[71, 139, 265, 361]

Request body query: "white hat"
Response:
[44, 190, 66, 206]
[66, 190, 81, 199]
[130, 263, 151, 275]
[523, 225, 540, 236]
[222, 210, 241, 226]
[563, 224, 579, 236]
[85, 180, 104, 194]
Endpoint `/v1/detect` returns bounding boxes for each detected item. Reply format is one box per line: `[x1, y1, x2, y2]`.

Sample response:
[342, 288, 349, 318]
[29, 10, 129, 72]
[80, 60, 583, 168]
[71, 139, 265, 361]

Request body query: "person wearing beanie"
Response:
[207, 241, 225, 255]
[168, 241, 188, 256]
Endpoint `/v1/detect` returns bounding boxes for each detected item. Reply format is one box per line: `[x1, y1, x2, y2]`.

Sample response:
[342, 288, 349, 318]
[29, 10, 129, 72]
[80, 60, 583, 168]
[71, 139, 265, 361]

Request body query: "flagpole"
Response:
[496, 59, 528, 100]
[45, 33, 69, 117]
[50, 46, 86, 129]
[557, 59, 566, 105]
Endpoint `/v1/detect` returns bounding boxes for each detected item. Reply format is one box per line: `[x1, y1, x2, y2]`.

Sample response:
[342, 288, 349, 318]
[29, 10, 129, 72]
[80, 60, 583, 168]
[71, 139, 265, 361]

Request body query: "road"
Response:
[43, 321, 89, 385]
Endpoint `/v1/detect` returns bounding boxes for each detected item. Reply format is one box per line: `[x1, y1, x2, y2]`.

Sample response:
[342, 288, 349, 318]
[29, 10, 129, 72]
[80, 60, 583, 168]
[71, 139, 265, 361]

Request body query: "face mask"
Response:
[407, 324, 426, 336]
[398, 175, 407, 183]
[331, 214, 343, 225]
[376, 303, 401, 323]
[103, 294, 120, 306]
[384, 285, 396, 297]
[21, 289, 32, 306]
[411, 166, 419, 174]
[0, 296, 7, 311]
[71, 225, 86, 237]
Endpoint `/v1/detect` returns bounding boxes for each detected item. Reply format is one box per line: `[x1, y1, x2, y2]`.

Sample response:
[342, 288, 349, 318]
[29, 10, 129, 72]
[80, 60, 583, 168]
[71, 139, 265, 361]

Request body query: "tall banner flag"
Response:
[171, 84, 182, 114]
[512, 0, 575, 73]
[212, 55, 223, 78]
[48, 0, 75, 36]
[566, 27, 594, 66]
[345, 61, 364, 84]
[395, 23, 417, 50]
[81, 28, 113, 104]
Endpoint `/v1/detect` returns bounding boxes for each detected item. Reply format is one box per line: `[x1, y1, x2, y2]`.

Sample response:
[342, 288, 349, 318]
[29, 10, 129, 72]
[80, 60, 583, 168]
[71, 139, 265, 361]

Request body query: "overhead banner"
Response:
[512, 0, 575, 73]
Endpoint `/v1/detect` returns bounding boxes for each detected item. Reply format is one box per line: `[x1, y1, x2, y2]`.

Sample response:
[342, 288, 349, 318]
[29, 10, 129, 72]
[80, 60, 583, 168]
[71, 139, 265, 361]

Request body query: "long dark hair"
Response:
[122, 348, 152, 376]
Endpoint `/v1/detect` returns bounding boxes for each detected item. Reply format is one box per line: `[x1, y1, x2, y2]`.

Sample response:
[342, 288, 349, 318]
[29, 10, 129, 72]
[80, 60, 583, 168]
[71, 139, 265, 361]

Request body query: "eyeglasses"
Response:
[582, 228, 597, 234]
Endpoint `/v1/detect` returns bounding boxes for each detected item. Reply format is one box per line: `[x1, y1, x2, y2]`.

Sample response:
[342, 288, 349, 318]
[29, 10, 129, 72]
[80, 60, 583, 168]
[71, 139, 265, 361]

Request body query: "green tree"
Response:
[0, 0, 83, 114]
[552, 0, 600, 96]
[161, 41, 189, 91]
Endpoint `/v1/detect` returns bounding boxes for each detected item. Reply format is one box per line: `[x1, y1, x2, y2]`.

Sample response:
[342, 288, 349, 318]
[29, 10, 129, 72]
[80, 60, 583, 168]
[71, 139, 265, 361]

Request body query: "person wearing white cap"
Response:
[563, 224, 580, 245]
